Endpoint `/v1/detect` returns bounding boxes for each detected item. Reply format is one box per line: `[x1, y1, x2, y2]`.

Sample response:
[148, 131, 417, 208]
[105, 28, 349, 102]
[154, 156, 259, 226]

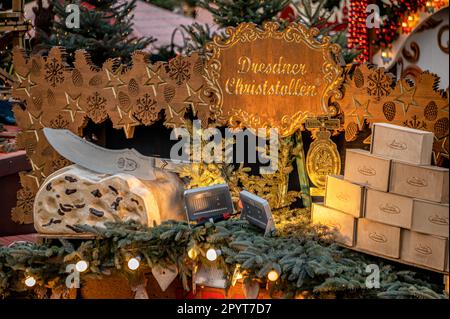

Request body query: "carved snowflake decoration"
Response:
[367, 68, 393, 100]
[168, 57, 191, 85]
[44, 58, 65, 87]
[16, 187, 34, 213]
[51, 157, 71, 171]
[403, 115, 427, 130]
[86, 92, 107, 123]
[50, 114, 70, 129]
[135, 93, 159, 125]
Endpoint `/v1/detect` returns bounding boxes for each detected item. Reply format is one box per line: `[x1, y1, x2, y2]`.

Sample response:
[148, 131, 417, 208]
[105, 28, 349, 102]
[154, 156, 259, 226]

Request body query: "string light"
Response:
[348, 0, 369, 62]
[24, 276, 36, 287]
[127, 257, 141, 270]
[374, 0, 448, 49]
[267, 270, 280, 282]
[381, 49, 392, 64]
[75, 260, 89, 272]
[231, 265, 243, 286]
[188, 247, 198, 260]
[206, 248, 221, 261]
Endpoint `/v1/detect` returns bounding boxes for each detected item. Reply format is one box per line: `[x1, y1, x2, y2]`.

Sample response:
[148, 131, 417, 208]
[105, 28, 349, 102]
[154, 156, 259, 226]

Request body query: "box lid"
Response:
[0, 150, 31, 177]
[392, 160, 449, 173]
[372, 123, 435, 135]
[346, 148, 392, 162]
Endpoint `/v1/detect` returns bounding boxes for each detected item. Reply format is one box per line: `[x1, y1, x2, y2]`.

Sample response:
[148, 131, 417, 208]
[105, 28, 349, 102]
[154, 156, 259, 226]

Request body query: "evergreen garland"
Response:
[0, 216, 446, 299]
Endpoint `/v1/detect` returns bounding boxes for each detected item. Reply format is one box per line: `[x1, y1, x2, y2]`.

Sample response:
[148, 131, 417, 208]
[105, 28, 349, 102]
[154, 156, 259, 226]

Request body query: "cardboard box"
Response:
[389, 161, 449, 203]
[325, 175, 365, 218]
[370, 123, 434, 165]
[412, 200, 449, 238]
[344, 149, 391, 192]
[400, 230, 447, 271]
[311, 203, 356, 247]
[365, 188, 413, 229]
[356, 218, 401, 258]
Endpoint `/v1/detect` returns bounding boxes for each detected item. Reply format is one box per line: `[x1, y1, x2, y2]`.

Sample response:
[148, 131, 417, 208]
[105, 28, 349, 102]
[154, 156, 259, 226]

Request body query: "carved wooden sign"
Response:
[334, 64, 449, 166]
[11, 46, 212, 223]
[205, 22, 344, 136]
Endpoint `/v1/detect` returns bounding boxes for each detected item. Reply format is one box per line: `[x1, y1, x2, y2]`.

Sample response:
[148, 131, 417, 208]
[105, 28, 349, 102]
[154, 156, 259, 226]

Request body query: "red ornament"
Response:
[279, 5, 296, 22]
[80, 2, 96, 10]
[348, 0, 369, 62]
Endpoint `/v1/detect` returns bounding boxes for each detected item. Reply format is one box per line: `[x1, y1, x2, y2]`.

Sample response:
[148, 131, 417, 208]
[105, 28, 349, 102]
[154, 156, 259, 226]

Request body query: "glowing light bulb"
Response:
[25, 276, 36, 287]
[188, 247, 198, 259]
[206, 248, 221, 261]
[75, 260, 89, 272]
[232, 269, 243, 286]
[381, 51, 387, 58]
[127, 257, 140, 270]
[267, 270, 279, 282]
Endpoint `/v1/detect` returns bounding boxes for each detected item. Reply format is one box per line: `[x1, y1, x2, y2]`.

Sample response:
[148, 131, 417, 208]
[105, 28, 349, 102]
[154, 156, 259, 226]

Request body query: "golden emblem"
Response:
[305, 117, 341, 193]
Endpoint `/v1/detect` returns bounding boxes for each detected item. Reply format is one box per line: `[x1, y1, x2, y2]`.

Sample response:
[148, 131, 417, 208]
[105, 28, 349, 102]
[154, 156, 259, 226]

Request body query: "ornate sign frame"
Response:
[204, 22, 344, 137]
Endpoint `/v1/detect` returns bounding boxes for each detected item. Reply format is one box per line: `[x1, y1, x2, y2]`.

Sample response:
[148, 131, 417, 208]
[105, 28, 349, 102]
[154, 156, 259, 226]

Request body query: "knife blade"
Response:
[43, 128, 189, 180]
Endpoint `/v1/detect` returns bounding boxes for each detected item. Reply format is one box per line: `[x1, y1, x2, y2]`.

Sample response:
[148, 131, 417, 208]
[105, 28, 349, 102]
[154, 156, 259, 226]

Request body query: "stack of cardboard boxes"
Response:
[312, 123, 449, 272]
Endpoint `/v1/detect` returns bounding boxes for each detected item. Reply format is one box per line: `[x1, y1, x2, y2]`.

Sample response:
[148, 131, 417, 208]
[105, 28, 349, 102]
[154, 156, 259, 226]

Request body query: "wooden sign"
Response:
[10, 46, 212, 223]
[333, 64, 449, 166]
[205, 22, 344, 137]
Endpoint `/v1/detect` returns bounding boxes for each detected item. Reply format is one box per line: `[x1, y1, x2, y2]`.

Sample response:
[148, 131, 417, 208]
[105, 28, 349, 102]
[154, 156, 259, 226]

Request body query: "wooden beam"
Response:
[12, 0, 24, 13]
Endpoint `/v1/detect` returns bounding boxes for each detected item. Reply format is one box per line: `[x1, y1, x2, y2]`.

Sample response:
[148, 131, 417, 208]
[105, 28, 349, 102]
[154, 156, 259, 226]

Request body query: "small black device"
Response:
[239, 190, 275, 236]
[184, 184, 234, 223]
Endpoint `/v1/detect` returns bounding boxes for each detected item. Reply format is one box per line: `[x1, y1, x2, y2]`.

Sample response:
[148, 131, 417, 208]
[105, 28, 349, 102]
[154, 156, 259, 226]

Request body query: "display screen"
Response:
[184, 184, 234, 222]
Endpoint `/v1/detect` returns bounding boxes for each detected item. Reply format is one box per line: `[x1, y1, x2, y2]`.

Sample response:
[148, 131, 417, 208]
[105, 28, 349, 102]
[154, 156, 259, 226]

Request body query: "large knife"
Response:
[43, 128, 190, 180]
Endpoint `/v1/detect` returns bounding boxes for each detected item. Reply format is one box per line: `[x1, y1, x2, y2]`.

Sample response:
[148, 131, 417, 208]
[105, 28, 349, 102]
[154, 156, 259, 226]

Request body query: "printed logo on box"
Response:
[387, 139, 407, 150]
[414, 244, 432, 256]
[323, 221, 342, 231]
[369, 232, 387, 243]
[428, 214, 449, 226]
[336, 192, 350, 201]
[357, 166, 376, 176]
[406, 177, 428, 187]
[379, 203, 401, 215]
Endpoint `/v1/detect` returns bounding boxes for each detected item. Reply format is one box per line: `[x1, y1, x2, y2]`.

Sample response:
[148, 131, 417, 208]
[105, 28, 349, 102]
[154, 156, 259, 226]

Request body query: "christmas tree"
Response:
[180, 0, 358, 63]
[292, 0, 360, 63]
[198, 0, 290, 27]
[39, 0, 155, 66]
